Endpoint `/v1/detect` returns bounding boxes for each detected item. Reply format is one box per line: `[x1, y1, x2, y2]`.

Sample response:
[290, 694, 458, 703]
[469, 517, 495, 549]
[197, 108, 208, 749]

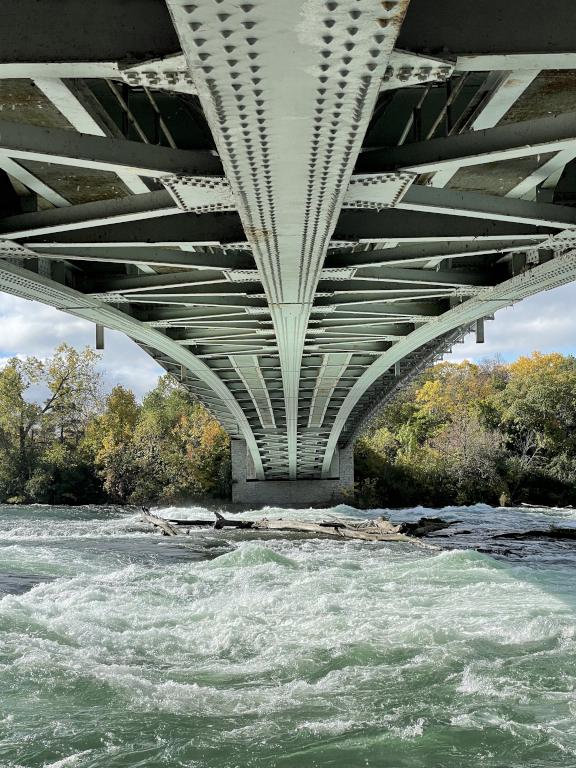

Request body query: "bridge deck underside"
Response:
[1, 0, 576, 483]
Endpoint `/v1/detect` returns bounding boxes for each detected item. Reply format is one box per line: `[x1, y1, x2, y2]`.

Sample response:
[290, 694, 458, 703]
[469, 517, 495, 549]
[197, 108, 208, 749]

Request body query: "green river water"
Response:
[0, 503, 575, 768]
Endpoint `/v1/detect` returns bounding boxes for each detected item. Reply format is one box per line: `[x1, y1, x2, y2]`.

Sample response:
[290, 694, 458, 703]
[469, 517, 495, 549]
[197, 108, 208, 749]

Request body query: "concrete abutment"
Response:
[230, 439, 354, 506]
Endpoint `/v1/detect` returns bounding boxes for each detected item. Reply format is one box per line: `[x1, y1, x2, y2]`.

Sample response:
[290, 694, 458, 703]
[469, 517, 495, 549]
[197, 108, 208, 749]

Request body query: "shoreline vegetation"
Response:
[1, 345, 576, 509]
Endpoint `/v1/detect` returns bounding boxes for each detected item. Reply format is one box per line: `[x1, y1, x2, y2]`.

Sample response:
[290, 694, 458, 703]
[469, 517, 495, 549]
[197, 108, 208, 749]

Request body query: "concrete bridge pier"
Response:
[231, 440, 354, 507]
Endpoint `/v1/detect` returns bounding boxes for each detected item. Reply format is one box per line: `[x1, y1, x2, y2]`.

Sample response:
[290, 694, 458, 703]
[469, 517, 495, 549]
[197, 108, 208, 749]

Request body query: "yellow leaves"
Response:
[366, 426, 397, 456]
[508, 351, 566, 378]
[415, 360, 497, 421]
[84, 385, 140, 467]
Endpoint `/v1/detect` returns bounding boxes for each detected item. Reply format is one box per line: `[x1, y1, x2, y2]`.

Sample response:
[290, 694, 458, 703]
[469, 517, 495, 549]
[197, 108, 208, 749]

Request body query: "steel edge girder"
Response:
[0, 259, 265, 479]
[321, 248, 576, 477]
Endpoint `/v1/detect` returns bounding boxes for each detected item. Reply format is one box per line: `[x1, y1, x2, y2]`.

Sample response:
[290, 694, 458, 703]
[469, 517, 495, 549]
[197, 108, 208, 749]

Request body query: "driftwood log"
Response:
[141, 511, 180, 536]
[141, 509, 440, 547]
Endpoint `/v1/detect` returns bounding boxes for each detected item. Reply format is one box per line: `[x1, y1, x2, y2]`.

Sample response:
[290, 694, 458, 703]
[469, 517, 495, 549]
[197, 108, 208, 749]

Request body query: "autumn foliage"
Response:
[355, 353, 576, 508]
[3, 346, 576, 507]
[0, 345, 230, 505]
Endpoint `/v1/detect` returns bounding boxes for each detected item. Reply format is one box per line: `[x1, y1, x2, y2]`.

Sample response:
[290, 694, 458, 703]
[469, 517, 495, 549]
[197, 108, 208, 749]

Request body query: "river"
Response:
[1, 502, 575, 767]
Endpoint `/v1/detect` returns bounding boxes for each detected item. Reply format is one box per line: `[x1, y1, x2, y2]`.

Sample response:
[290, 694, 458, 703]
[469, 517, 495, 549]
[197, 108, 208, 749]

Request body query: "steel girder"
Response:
[357, 113, 576, 175]
[164, 0, 411, 478]
[0, 257, 264, 478]
[1, 2, 576, 484]
[321, 243, 576, 476]
[0, 120, 221, 177]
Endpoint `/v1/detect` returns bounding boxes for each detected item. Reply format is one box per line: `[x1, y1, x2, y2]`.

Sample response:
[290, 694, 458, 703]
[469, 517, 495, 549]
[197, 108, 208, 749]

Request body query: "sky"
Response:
[444, 281, 576, 363]
[1, 282, 576, 399]
[0, 293, 163, 400]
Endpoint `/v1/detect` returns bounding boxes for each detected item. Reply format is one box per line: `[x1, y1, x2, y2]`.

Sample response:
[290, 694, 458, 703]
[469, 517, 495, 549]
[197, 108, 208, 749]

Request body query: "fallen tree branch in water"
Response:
[250, 517, 426, 544]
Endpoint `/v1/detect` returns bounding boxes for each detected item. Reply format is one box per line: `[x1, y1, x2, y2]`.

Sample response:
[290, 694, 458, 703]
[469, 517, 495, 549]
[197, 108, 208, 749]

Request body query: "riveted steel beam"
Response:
[324, 270, 493, 288]
[92, 271, 234, 293]
[397, 0, 576, 57]
[335, 209, 554, 244]
[321, 248, 576, 476]
[315, 298, 445, 317]
[398, 186, 576, 230]
[138, 306, 261, 322]
[97, 282, 260, 299]
[30, 246, 254, 272]
[166, 0, 411, 478]
[0, 120, 221, 178]
[0, 0, 179, 63]
[455, 54, 576, 72]
[23, 213, 245, 248]
[0, 258, 263, 478]
[357, 113, 576, 176]
[0, 191, 180, 239]
[325, 240, 541, 269]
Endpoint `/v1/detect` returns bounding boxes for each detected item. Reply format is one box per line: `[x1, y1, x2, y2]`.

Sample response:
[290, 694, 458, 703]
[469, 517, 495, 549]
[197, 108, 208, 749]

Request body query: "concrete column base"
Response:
[230, 439, 354, 507]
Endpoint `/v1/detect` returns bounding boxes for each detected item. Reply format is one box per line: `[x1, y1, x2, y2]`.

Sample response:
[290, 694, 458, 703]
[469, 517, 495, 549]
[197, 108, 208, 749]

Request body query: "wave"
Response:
[2, 503, 576, 766]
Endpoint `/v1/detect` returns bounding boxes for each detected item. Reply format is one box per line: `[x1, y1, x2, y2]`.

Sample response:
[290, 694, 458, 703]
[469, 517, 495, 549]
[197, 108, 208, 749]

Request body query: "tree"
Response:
[85, 376, 231, 504]
[84, 385, 141, 502]
[0, 344, 102, 502]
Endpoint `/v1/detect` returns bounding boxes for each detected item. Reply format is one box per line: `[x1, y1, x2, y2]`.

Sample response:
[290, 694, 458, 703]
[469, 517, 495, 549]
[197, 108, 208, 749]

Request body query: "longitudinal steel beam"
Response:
[0, 0, 180, 64]
[123, 295, 267, 309]
[347, 267, 493, 287]
[320, 275, 490, 292]
[397, 0, 576, 57]
[166, 0, 411, 478]
[315, 299, 444, 317]
[455, 54, 576, 72]
[30, 246, 254, 272]
[22, 213, 246, 248]
[99, 282, 260, 298]
[325, 240, 536, 269]
[357, 113, 576, 176]
[335, 209, 553, 243]
[0, 120, 221, 178]
[140, 306, 266, 323]
[312, 320, 413, 334]
[93, 271, 231, 293]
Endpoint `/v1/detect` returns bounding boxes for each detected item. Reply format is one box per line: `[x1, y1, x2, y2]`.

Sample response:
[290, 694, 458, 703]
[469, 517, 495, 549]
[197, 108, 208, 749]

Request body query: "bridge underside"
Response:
[2, 1, 576, 503]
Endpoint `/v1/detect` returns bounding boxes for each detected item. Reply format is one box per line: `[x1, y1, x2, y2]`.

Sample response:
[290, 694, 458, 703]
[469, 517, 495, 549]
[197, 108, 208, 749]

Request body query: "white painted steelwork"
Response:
[0, 1, 576, 494]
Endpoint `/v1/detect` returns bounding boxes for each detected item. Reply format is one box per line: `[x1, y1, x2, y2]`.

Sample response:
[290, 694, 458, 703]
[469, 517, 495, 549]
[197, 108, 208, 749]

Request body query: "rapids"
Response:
[0, 503, 575, 767]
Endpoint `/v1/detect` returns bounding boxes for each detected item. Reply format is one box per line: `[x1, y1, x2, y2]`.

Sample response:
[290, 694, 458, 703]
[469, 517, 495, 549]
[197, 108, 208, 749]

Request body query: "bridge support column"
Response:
[231, 439, 354, 507]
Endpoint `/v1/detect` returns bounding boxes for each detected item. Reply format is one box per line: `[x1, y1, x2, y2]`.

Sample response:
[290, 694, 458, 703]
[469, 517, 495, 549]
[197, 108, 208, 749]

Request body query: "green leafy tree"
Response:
[0, 344, 102, 502]
[85, 376, 231, 504]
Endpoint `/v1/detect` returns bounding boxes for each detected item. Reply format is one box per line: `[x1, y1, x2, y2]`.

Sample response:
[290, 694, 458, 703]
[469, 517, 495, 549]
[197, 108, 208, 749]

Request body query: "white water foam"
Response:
[1, 504, 576, 767]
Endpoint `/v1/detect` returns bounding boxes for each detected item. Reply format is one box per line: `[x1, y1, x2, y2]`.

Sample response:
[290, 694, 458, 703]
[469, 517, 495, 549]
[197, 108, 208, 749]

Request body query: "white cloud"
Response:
[0, 293, 162, 399]
[445, 281, 576, 363]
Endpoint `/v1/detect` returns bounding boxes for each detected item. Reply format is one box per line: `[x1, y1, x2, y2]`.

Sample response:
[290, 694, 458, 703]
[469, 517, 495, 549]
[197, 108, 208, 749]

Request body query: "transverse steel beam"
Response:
[0, 120, 221, 178]
[357, 113, 576, 176]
